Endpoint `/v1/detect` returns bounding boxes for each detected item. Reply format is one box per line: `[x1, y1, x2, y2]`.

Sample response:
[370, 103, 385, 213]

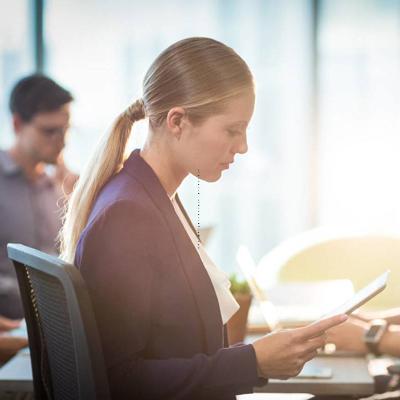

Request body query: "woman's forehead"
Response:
[219, 94, 254, 122]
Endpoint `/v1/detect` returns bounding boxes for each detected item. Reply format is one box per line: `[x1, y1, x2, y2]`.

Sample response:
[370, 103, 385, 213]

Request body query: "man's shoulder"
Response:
[0, 149, 14, 174]
[0, 150, 25, 179]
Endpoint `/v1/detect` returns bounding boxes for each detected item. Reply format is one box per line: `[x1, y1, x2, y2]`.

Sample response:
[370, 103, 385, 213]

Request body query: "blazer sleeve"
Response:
[79, 200, 262, 399]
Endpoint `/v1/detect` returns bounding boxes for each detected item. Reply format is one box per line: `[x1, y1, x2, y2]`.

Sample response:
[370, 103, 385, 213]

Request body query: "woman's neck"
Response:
[140, 140, 187, 198]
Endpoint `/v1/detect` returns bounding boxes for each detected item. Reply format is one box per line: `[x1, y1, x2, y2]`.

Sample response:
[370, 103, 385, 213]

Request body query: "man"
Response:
[0, 74, 76, 320]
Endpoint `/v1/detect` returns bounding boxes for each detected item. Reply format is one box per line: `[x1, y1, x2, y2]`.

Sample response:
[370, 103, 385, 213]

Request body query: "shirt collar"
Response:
[169, 192, 177, 201]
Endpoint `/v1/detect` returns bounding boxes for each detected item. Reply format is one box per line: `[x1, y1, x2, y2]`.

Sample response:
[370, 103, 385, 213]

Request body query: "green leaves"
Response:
[229, 273, 250, 295]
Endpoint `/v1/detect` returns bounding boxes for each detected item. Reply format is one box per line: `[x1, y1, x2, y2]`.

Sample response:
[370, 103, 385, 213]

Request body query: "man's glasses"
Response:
[33, 123, 70, 139]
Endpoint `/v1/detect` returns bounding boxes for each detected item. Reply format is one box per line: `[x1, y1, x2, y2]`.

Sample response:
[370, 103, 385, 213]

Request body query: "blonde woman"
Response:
[60, 37, 346, 400]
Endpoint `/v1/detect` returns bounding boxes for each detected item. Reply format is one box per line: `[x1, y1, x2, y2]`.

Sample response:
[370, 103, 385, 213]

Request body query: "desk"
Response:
[0, 351, 374, 398]
[255, 355, 374, 397]
[0, 351, 32, 393]
[238, 395, 313, 400]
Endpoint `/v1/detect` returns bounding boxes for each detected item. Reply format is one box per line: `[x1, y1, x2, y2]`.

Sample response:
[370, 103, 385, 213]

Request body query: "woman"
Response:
[60, 37, 345, 399]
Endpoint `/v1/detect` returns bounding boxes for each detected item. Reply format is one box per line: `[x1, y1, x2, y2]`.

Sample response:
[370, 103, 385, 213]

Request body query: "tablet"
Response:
[321, 270, 390, 319]
[296, 365, 333, 379]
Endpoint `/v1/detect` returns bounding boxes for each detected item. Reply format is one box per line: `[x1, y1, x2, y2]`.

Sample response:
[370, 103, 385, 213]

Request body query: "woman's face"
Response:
[177, 90, 255, 182]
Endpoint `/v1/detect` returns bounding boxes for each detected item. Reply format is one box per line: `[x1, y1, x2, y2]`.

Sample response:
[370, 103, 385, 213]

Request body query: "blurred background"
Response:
[1, 0, 400, 275]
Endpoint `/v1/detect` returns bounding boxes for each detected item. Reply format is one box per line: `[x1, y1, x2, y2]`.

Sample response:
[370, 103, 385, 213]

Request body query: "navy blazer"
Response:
[75, 149, 262, 399]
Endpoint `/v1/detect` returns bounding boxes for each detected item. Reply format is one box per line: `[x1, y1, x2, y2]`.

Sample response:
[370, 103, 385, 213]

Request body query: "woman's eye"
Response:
[227, 129, 241, 136]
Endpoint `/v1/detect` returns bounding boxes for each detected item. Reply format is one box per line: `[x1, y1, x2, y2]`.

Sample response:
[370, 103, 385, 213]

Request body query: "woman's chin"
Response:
[199, 171, 223, 183]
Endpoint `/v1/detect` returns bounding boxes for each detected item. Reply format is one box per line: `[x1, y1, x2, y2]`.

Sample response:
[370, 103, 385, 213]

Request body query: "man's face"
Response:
[14, 103, 71, 164]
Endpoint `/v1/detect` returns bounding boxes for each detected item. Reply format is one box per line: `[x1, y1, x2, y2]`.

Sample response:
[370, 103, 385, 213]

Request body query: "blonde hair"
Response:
[60, 37, 253, 262]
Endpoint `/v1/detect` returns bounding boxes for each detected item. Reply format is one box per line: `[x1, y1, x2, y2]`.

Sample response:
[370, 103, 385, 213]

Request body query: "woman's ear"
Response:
[166, 107, 187, 140]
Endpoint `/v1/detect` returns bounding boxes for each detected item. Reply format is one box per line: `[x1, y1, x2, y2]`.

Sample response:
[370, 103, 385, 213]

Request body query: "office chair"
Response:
[7, 243, 111, 400]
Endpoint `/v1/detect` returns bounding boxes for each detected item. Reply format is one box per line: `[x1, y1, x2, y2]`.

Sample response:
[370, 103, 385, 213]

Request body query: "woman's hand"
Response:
[326, 318, 368, 354]
[252, 314, 347, 379]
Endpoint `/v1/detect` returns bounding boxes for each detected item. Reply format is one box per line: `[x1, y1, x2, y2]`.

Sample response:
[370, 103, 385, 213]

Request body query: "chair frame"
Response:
[7, 243, 110, 400]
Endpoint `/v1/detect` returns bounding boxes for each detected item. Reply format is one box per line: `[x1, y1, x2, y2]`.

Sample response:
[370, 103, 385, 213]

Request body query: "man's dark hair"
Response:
[9, 74, 73, 122]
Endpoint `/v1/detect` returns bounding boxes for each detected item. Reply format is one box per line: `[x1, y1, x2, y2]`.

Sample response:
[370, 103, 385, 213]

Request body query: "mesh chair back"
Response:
[7, 243, 110, 400]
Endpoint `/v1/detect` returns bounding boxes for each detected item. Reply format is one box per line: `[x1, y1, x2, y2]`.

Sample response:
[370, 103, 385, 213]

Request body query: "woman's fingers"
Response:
[304, 335, 327, 353]
[295, 314, 348, 341]
[303, 350, 318, 362]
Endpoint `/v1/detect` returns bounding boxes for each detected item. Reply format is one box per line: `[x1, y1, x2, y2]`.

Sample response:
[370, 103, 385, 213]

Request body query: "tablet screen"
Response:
[321, 270, 390, 319]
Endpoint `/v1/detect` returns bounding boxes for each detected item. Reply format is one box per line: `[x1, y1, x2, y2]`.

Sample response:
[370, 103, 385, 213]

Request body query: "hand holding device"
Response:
[252, 314, 347, 379]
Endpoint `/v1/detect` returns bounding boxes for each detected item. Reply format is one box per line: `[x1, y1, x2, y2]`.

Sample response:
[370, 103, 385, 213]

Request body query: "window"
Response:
[0, 0, 33, 148]
[318, 0, 400, 230]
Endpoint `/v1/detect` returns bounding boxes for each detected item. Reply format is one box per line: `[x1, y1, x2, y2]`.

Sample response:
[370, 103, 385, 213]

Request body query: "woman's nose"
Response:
[236, 134, 248, 155]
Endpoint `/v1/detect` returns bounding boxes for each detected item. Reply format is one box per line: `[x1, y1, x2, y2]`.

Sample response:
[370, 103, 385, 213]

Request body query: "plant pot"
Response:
[227, 293, 252, 345]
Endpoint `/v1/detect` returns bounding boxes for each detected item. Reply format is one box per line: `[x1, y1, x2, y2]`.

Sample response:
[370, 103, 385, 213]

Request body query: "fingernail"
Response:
[340, 314, 348, 321]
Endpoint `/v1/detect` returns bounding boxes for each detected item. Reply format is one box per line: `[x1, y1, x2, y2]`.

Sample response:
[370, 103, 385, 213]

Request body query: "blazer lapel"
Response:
[123, 150, 223, 354]
[174, 194, 201, 242]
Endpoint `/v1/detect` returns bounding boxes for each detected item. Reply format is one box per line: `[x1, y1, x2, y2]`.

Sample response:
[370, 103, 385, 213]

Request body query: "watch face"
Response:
[365, 325, 382, 340]
[364, 319, 387, 345]
[364, 320, 387, 355]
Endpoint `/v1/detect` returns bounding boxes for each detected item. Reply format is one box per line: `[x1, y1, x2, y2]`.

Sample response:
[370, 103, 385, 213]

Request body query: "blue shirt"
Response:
[0, 150, 62, 318]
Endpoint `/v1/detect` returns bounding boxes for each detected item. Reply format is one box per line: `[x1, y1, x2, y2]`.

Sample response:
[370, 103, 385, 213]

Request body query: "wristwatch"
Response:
[363, 319, 388, 356]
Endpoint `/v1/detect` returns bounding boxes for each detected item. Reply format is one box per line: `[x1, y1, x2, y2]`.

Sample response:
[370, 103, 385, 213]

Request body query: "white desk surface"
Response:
[238, 394, 313, 400]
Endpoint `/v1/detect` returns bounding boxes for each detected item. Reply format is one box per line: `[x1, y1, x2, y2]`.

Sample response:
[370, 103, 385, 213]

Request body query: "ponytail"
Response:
[59, 99, 145, 262]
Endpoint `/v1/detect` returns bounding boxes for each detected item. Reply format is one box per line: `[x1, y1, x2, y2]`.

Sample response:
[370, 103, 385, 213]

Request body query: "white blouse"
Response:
[171, 195, 239, 324]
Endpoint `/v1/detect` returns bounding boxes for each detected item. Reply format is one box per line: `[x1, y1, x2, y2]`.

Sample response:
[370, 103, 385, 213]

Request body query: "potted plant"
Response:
[227, 273, 252, 344]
